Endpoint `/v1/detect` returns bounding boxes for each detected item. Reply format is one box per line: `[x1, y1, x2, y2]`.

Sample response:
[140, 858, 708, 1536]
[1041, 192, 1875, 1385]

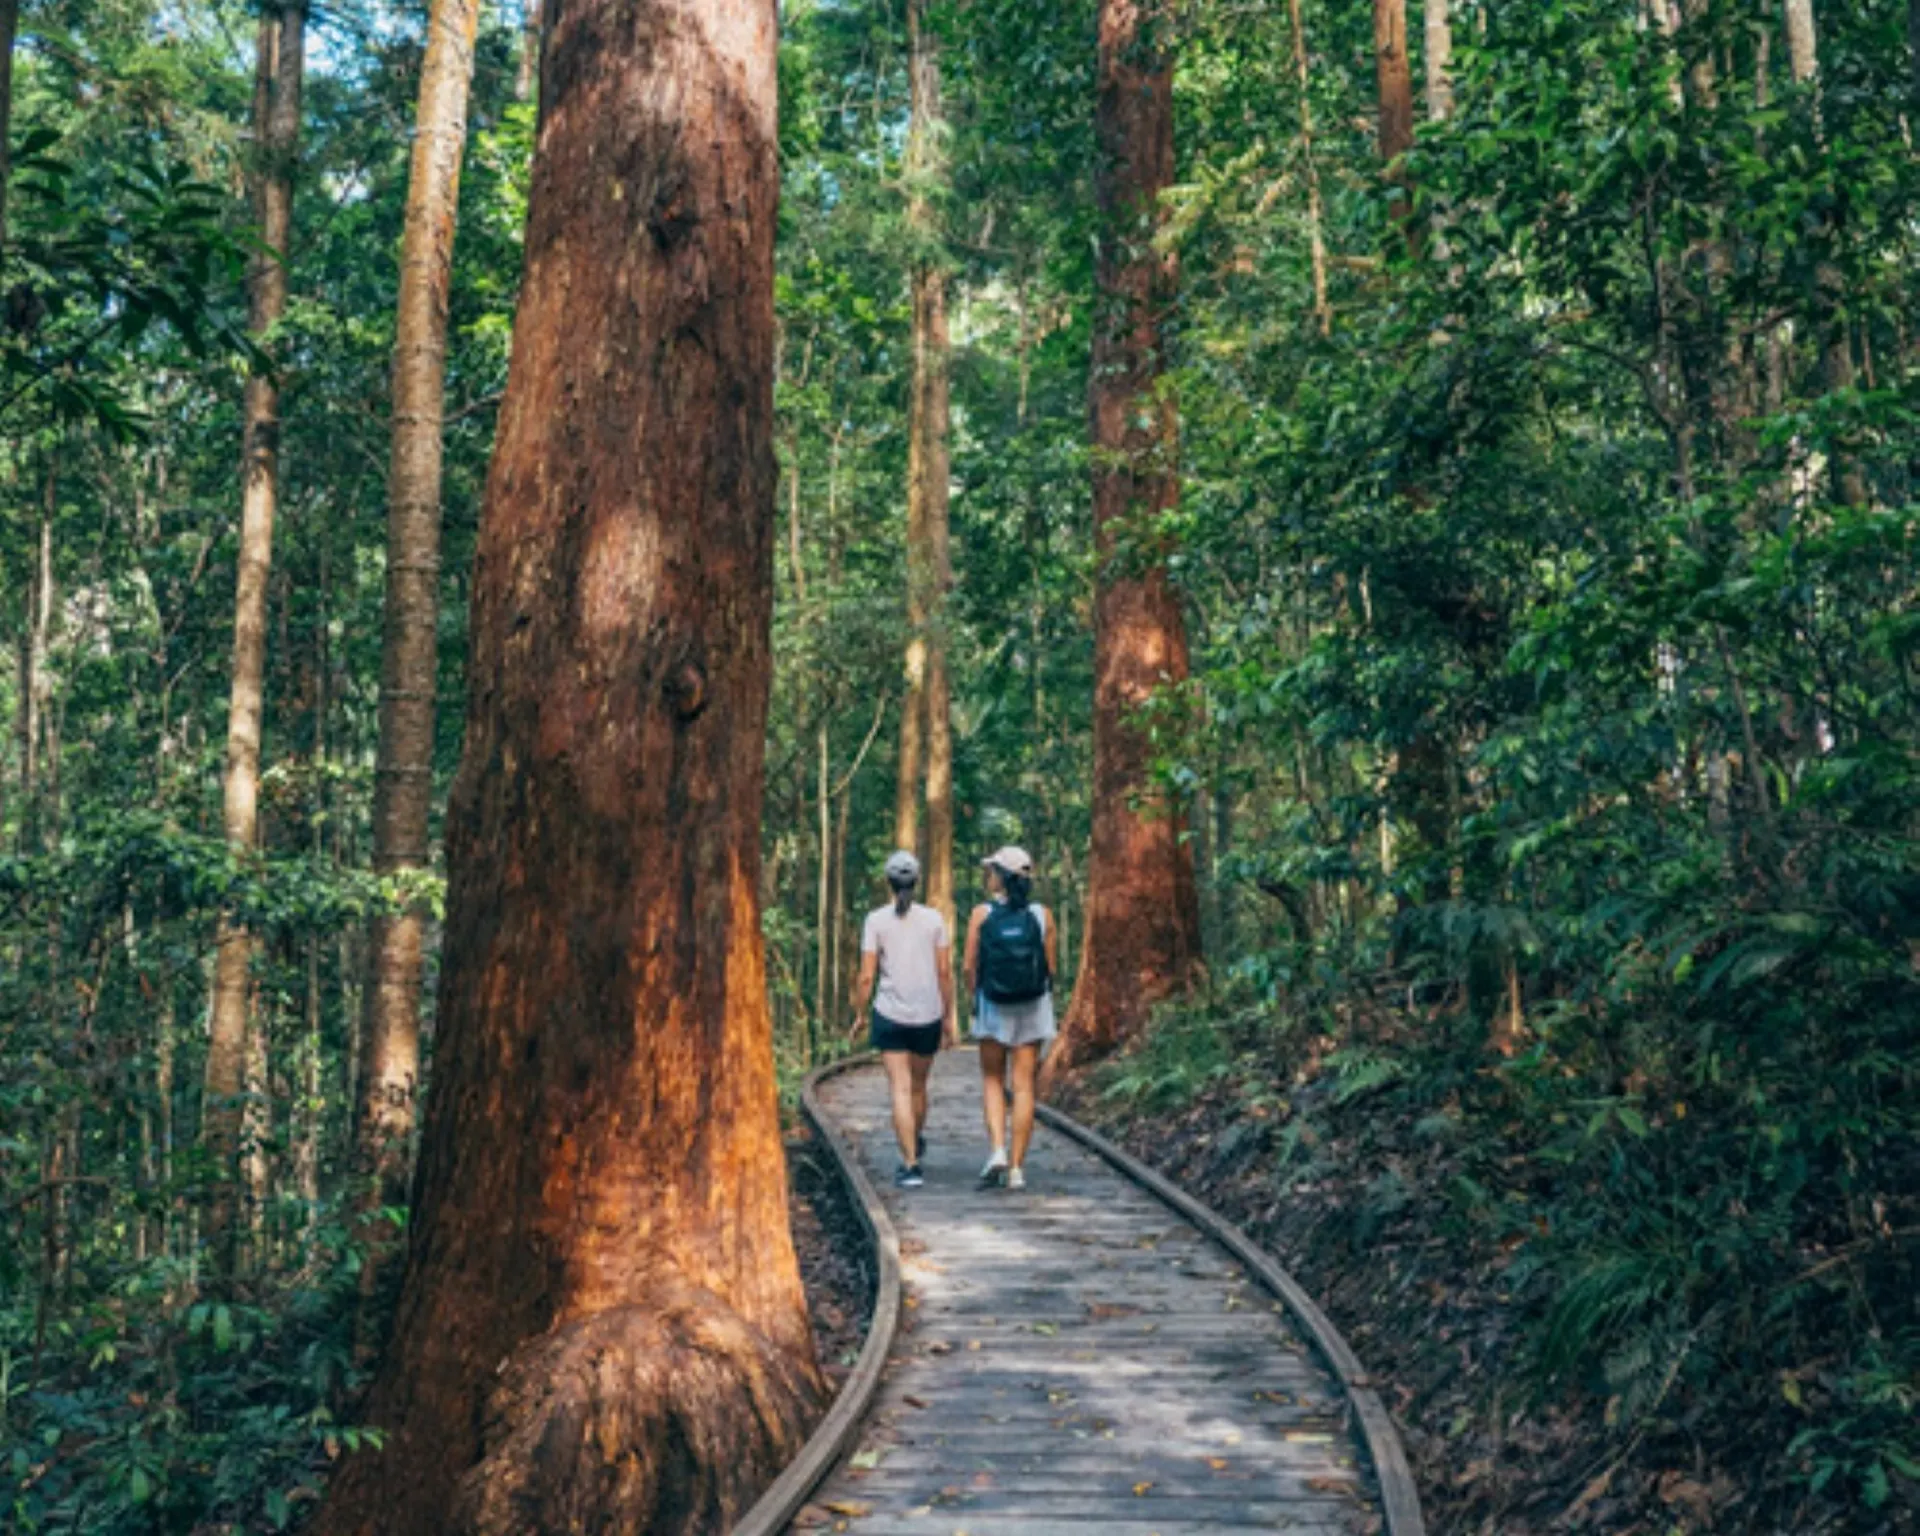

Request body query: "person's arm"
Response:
[937, 942, 956, 1044]
[851, 919, 878, 1036]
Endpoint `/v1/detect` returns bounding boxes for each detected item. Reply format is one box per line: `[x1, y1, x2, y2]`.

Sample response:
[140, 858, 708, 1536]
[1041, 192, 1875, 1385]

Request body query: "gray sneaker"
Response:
[1005, 1167, 1026, 1192]
[895, 1164, 925, 1189]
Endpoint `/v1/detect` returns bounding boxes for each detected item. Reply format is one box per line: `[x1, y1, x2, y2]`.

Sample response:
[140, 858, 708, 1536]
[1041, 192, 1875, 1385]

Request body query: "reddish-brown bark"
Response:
[310, 3, 818, 1533]
[203, 0, 305, 1283]
[1374, 0, 1414, 229]
[905, 0, 955, 940]
[1062, 0, 1203, 1059]
[354, 0, 483, 1342]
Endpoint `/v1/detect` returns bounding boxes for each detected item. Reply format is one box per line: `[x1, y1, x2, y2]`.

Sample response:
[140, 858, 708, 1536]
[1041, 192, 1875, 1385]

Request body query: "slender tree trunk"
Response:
[907, 0, 956, 941]
[310, 3, 818, 1531]
[203, 0, 305, 1285]
[1423, 0, 1452, 122]
[1373, 0, 1414, 230]
[355, 0, 482, 1342]
[1288, 0, 1331, 335]
[0, 0, 19, 250]
[1062, 0, 1204, 1059]
[19, 505, 51, 852]
[514, 0, 540, 102]
[814, 720, 829, 1064]
[1782, 0, 1866, 505]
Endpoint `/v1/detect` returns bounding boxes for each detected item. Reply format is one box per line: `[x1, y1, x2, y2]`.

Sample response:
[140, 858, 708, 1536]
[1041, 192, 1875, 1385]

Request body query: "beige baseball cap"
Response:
[981, 845, 1034, 877]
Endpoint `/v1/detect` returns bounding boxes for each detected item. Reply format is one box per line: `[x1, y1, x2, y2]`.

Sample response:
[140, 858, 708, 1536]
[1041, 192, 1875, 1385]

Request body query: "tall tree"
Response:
[0, 0, 19, 250]
[353, 0, 484, 1331]
[1061, 0, 1203, 1057]
[1423, 0, 1452, 122]
[904, 0, 955, 938]
[1289, 0, 1332, 335]
[201, 0, 305, 1282]
[1782, 0, 1865, 505]
[1374, 0, 1414, 228]
[310, 0, 819, 1531]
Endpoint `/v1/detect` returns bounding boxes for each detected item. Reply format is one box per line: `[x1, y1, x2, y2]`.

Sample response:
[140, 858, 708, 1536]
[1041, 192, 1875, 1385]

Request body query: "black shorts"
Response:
[872, 1012, 941, 1057]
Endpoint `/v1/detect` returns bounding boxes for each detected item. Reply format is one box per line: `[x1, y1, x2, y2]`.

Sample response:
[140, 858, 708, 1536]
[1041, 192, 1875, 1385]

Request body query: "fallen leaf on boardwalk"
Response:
[1133, 1481, 1155, 1496]
[1306, 1476, 1352, 1494]
[966, 1339, 982, 1351]
[970, 1473, 995, 1488]
[1284, 1431, 1334, 1444]
[849, 1449, 883, 1469]
[1254, 1390, 1294, 1404]
[790, 1506, 831, 1529]
[823, 1501, 871, 1517]
[1031, 1323, 1058, 1335]
[926, 1341, 954, 1355]
[1206, 1457, 1231, 1471]
[902, 1394, 929, 1409]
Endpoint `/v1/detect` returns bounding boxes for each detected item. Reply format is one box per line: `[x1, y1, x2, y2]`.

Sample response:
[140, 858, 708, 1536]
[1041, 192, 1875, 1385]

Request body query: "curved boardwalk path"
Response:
[793, 1053, 1388, 1536]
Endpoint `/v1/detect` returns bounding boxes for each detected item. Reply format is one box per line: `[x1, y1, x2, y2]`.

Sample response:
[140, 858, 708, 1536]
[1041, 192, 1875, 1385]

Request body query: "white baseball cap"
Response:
[981, 845, 1034, 877]
[884, 850, 921, 882]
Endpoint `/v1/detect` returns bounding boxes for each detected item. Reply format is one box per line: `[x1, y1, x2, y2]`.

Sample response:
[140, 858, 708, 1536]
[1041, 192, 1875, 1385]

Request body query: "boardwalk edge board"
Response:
[733, 1053, 904, 1536]
[1034, 1101, 1429, 1536]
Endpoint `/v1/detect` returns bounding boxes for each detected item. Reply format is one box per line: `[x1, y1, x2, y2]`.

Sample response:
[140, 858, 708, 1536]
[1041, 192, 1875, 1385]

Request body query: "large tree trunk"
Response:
[202, 0, 305, 1285]
[309, 3, 818, 1532]
[1062, 0, 1203, 1059]
[907, 0, 956, 941]
[354, 0, 482, 1340]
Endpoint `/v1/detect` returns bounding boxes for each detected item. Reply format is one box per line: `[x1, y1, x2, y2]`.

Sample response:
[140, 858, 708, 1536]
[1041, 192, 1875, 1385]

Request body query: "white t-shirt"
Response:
[862, 902, 950, 1026]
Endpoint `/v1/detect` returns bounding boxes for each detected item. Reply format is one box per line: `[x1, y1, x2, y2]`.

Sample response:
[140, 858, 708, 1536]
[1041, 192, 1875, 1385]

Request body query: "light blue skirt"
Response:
[971, 989, 1057, 1048]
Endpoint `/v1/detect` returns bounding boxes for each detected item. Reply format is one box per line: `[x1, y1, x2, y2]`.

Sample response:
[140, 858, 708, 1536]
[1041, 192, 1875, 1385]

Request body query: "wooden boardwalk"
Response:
[793, 1052, 1387, 1536]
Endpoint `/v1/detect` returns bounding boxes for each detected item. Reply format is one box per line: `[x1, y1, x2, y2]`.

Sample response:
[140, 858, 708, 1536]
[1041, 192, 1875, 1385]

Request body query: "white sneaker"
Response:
[1005, 1167, 1026, 1192]
[978, 1148, 1008, 1186]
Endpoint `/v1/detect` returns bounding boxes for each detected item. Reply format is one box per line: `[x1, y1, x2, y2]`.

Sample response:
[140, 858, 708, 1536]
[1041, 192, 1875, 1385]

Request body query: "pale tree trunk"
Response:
[1423, 0, 1451, 122]
[354, 0, 482, 1341]
[1062, 0, 1204, 1059]
[19, 503, 51, 851]
[203, 0, 305, 1285]
[1289, 0, 1331, 335]
[309, 2, 818, 1530]
[514, 0, 540, 102]
[1782, 0, 1866, 505]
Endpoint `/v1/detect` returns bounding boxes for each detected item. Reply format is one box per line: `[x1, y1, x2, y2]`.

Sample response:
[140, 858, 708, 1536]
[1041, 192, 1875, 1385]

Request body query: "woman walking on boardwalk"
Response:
[965, 846, 1057, 1191]
[853, 850, 955, 1188]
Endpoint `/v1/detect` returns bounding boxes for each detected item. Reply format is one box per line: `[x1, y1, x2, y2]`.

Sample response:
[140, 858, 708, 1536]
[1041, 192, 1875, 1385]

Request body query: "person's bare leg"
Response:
[884, 1050, 917, 1165]
[1009, 1044, 1040, 1172]
[909, 1051, 934, 1152]
[977, 1039, 1009, 1157]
